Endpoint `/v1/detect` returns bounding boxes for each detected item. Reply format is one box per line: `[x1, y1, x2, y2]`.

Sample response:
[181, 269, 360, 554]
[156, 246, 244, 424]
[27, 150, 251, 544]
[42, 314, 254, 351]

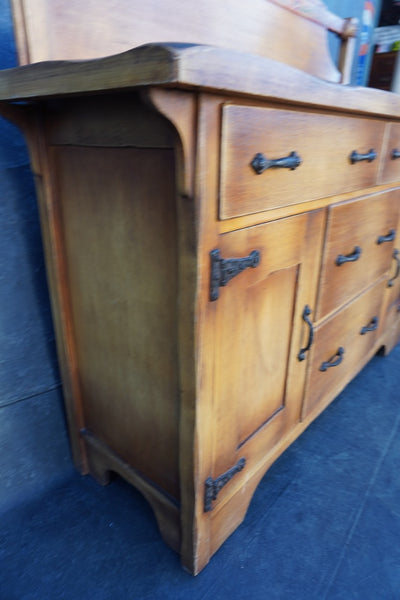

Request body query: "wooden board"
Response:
[2, 44, 400, 121]
[10, 0, 354, 82]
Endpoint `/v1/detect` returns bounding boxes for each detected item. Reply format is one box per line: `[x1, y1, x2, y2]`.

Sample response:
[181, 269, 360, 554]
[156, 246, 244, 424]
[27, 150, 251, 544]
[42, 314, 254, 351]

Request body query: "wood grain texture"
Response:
[2, 78, 399, 576]
[317, 191, 400, 321]
[211, 211, 323, 479]
[22, 124, 90, 473]
[3, 43, 400, 119]
[303, 279, 387, 417]
[2, 1, 400, 576]
[145, 88, 200, 572]
[147, 88, 198, 196]
[379, 123, 400, 185]
[220, 104, 386, 219]
[380, 206, 400, 353]
[52, 145, 180, 498]
[44, 93, 177, 149]
[10, 0, 349, 82]
[82, 430, 181, 552]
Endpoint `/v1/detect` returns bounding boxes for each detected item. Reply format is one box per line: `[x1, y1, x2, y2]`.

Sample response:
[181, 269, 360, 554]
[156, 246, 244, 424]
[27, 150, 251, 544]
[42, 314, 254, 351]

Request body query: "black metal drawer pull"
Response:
[250, 151, 302, 174]
[360, 316, 378, 335]
[388, 249, 400, 287]
[349, 149, 377, 164]
[298, 305, 314, 361]
[320, 347, 345, 372]
[336, 246, 362, 266]
[392, 149, 400, 160]
[377, 229, 396, 245]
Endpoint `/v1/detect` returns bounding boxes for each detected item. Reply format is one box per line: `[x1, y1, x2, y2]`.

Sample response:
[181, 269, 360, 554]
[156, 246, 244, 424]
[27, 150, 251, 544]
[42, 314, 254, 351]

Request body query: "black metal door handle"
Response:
[250, 151, 302, 174]
[298, 305, 314, 361]
[336, 246, 362, 266]
[350, 149, 377, 164]
[360, 316, 379, 335]
[320, 347, 345, 372]
[392, 149, 400, 160]
[377, 229, 396, 245]
[388, 249, 400, 288]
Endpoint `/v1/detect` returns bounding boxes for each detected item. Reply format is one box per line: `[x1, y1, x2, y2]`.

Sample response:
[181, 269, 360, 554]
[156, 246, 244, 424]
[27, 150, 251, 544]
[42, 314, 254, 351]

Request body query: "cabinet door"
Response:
[209, 210, 324, 502]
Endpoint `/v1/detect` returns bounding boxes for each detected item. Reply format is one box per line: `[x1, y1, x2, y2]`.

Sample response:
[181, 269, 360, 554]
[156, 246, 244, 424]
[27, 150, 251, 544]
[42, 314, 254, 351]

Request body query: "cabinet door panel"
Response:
[238, 267, 297, 445]
[211, 210, 324, 486]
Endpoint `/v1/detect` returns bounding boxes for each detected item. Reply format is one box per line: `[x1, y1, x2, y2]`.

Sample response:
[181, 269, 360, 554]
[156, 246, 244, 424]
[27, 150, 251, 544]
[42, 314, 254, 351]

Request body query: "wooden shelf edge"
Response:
[1, 43, 400, 119]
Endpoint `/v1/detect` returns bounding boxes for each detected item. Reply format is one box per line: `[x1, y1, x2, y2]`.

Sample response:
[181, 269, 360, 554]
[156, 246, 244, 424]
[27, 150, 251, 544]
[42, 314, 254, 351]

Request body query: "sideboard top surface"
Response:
[1, 43, 400, 120]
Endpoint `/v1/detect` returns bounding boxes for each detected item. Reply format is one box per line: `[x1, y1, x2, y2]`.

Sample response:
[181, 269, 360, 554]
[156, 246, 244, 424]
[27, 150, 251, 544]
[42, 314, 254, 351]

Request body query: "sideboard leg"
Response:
[84, 439, 112, 486]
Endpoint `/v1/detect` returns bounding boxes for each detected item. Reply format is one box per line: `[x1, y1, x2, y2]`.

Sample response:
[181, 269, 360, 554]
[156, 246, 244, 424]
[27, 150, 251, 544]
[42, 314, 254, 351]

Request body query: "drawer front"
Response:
[379, 122, 400, 184]
[219, 105, 386, 219]
[304, 280, 385, 418]
[317, 191, 400, 321]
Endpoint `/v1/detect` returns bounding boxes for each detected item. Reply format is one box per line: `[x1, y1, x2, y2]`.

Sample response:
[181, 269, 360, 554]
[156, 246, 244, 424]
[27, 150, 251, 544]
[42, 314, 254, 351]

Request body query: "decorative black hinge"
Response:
[210, 249, 260, 301]
[204, 458, 246, 512]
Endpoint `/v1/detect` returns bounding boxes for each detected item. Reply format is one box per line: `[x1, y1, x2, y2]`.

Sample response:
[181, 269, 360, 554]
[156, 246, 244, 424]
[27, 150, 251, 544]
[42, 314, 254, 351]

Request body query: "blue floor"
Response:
[2, 344, 400, 599]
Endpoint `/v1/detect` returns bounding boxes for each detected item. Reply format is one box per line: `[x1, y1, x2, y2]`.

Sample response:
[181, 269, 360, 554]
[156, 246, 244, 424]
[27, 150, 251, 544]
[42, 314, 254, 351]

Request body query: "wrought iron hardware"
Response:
[320, 347, 345, 372]
[392, 149, 400, 160]
[377, 229, 396, 245]
[336, 246, 362, 266]
[388, 249, 400, 288]
[298, 305, 314, 361]
[250, 151, 302, 174]
[360, 316, 378, 335]
[210, 248, 261, 301]
[349, 149, 377, 164]
[204, 458, 246, 512]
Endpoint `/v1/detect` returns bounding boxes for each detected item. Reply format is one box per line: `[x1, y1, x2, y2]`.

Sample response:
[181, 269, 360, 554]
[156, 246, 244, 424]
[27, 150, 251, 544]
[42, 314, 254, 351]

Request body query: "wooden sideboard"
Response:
[1, 1, 400, 576]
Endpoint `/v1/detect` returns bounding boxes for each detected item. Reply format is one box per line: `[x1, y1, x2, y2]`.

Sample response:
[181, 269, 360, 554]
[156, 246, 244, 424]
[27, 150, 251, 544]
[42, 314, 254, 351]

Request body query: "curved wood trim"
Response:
[143, 88, 201, 573]
[82, 430, 181, 554]
[1, 44, 400, 118]
[269, 0, 357, 36]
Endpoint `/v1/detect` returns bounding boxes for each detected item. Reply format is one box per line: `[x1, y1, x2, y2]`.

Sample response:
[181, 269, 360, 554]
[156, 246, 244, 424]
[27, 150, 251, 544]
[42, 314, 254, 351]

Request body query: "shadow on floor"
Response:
[2, 344, 400, 600]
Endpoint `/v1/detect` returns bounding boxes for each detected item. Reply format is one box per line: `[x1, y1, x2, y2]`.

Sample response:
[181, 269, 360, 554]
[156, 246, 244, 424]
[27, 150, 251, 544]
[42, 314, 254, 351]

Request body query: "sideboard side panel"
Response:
[50, 145, 180, 499]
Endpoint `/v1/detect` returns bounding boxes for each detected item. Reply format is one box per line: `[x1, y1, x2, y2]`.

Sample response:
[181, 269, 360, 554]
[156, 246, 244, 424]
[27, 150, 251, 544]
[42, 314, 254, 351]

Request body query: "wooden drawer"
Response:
[219, 104, 386, 219]
[303, 279, 386, 418]
[379, 122, 400, 184]
[316, 191, 400, 321]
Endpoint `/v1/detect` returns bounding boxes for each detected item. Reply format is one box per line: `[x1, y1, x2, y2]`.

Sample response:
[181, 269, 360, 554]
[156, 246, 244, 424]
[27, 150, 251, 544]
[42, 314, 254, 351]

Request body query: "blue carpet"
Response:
[1, 344, 400, 599]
